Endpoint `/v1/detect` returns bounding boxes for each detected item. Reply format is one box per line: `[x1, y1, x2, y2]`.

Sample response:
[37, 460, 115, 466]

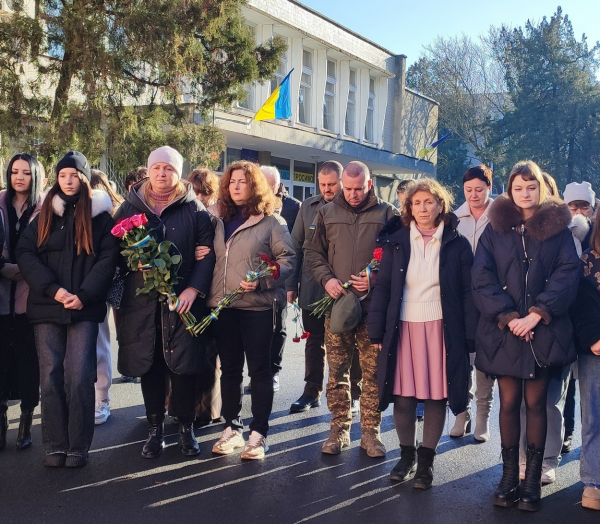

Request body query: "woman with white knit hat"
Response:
[114, 146, 216, 460]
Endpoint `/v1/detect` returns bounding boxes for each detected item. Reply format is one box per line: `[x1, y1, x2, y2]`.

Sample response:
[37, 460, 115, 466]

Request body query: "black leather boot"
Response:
[493, 445, 520, 507]
[179, 420, 201, 457]
[16, 410, 33, 450]
[0, 402, 7, 452]
[141, 414, 165, 459]
[413, 446, 436, 490]
[390, 445, 417, 482]
[518, 444, 544, 512]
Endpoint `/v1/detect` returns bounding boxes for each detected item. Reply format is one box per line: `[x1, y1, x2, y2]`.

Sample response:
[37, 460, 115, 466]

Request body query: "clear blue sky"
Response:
[300, 0, 600, 68]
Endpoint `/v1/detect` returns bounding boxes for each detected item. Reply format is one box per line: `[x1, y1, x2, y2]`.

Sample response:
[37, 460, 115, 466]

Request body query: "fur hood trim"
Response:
[488, 194, 572, 241]
[52, 189, 113, 218]
[569, 213, 591, 242]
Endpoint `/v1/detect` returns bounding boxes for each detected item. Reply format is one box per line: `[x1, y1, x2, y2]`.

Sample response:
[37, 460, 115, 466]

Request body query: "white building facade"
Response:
[216, 0, 439, 202]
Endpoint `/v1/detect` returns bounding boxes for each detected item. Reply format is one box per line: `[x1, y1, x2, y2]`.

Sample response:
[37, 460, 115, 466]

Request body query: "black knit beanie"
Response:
[56, 151, 91, 180]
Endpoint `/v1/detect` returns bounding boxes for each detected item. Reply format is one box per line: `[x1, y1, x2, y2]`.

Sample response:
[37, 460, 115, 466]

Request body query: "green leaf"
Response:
[154, 258, 166, 269]
[160, 242, 172, 253]
[170, 255, 181, 265]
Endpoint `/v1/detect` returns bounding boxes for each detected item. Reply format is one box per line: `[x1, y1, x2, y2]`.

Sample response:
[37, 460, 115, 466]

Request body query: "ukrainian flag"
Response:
[254, 69, 294, 121]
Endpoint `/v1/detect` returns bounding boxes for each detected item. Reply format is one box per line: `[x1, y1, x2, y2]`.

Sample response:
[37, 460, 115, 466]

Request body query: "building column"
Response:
[289, 38, 304, 126]
[391, 55, 407, 156]
[337, 60, 350, 138]
[314, 49, 327, 131]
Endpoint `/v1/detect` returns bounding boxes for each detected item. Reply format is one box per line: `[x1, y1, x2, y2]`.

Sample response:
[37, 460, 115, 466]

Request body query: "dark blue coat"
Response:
[367, 214, 478, 415]
[472, 195, 580, 379]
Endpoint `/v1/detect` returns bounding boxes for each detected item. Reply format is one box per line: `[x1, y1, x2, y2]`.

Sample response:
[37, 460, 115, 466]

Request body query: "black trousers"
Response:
[271, 301, 287, 374]
[302, 309, 362, 399]
[215, 308, 274, 437]
[0, 314, 40, 412]
[141, 331, 197, 424]
[563, 375, 577, 438]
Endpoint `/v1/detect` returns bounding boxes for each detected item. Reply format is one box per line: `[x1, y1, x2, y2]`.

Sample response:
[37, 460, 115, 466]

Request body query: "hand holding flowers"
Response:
[310, 247, 383, 318]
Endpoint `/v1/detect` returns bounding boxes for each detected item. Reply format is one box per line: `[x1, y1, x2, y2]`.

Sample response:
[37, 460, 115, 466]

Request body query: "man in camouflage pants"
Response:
[304, 161, 397, 457]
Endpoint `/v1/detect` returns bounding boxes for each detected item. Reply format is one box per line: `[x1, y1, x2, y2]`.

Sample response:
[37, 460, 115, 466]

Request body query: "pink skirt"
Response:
[392, 320, 448, 400]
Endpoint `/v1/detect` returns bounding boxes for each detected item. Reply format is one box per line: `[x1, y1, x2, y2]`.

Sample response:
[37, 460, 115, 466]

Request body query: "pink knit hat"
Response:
[147, 146, 183, 178]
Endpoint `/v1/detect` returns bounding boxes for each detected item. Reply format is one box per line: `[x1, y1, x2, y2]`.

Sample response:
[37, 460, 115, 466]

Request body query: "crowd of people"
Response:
[0, 147, 599, 513]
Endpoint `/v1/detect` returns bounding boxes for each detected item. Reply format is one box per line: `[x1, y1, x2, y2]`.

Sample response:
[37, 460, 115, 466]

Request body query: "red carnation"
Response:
[259, 254, 270, 264]
[292, 336, 301, 343]
[301, 332, 310, 339]
[373, 248, 383, 262]
[271, 261, 280, 281]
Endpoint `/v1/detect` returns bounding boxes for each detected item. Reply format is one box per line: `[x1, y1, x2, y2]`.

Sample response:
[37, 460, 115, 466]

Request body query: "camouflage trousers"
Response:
[325, 314, 381, 432]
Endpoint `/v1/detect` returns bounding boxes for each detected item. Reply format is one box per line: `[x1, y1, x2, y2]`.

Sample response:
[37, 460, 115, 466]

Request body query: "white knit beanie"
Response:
[563, 181, 596, 206]
[147, 146, 184, 179]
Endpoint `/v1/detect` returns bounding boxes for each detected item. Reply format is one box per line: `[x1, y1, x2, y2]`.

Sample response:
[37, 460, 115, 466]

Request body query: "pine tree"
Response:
[0, 0, 286, 173]
[490, 8, 600, 188]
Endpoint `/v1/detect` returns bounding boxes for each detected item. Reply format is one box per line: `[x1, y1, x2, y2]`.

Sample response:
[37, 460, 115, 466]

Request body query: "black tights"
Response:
[497, 369, 550, 449]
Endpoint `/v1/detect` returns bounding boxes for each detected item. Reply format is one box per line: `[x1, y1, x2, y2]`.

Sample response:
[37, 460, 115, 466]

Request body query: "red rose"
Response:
[140, 214, 148, 225]
[121, 217, 134, 232]
[130, 214, 145, 228]
[111, 223, 127, 238]
[373, 248, 383, 262]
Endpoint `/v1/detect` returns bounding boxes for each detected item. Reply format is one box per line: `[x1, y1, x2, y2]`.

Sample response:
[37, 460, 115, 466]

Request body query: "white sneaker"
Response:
[241, 431, 268, 460]
[541, 463, 556, 484]
[94, 400, 110, 425]
[212, 427, 245, 455]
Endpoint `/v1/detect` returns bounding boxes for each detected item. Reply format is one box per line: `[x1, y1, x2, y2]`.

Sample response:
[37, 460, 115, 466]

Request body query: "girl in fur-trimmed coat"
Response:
[16, 151, 118, 469]
[472, 161, 580, 512]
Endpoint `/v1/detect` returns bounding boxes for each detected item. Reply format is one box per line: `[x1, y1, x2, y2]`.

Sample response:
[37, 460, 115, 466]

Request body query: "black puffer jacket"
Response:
[367, 214, 478, 415]
[472, 195, 581, 379]
[16, 190, 118, 324]
[114, 180, 215, 377]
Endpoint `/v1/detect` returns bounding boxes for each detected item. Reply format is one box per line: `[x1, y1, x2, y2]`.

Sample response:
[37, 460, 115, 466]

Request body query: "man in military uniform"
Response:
[304, 161, 397, 457]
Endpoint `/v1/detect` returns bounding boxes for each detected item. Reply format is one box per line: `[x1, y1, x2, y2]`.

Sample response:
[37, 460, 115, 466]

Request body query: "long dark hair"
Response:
[38, 175, 95, 255]
[5, 153, 44, 209]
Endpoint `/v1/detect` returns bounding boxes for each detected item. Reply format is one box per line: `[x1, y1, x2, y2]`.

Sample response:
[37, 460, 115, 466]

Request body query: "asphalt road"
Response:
[1, 313, 596, 524]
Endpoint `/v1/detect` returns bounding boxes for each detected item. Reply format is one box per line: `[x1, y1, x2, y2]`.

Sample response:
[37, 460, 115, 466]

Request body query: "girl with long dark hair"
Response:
[16, 151, 118, 468]
[0, 153, 45, 451]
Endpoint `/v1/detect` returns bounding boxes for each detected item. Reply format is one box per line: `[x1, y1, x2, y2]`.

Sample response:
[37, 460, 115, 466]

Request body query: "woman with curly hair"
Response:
[208, 160, 295, 460]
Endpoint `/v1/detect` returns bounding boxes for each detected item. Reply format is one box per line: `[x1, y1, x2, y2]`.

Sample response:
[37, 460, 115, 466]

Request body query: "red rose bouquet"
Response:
[196, 255, 280, 334]
[112, 213, 200, 336]
[310, 247, 383, 318]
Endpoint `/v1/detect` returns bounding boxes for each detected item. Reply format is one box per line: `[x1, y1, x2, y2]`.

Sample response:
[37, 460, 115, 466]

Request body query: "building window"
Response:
[345, 68, 357, 137]
[238, 25, 256, 110]
[323, 59, 336, 131]
[270, 35, 288, 95]
[364, 77, 375, 142]
[298, 49, 313, 125]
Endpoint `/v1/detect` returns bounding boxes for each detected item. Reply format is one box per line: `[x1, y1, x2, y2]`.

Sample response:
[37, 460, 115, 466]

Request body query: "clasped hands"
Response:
[54, 288, 83, 310]
[508, 312, 542, 342]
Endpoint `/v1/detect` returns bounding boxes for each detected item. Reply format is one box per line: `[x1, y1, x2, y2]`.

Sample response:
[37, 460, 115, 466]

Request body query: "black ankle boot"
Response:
[141, 414, 165, 459]
[390, 445, 417, 482]
[413, 446, 436, 490]
[179, 420, 201, 457]
[16, 410, 33, 450]
[493, 445, 520, 507]
[518, 444, 544, 512]
[0, 403, 7, 452]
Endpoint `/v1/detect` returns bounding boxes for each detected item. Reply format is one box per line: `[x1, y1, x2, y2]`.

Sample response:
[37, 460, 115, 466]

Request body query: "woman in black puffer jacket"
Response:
[472, 161, 580, 512]
[16, 151, 118, 468]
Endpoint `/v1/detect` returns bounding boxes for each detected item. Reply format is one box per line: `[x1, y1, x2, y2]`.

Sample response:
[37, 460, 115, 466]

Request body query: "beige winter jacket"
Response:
[207, 204, 296, 311]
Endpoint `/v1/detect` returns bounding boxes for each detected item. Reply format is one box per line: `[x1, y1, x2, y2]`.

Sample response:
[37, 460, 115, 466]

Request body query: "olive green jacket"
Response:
[303, 189, 397, 312]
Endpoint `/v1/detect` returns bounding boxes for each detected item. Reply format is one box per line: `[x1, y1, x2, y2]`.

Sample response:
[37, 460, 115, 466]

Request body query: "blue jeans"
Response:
[34, 322, 99, 457]
[579, 353, 600, 487]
